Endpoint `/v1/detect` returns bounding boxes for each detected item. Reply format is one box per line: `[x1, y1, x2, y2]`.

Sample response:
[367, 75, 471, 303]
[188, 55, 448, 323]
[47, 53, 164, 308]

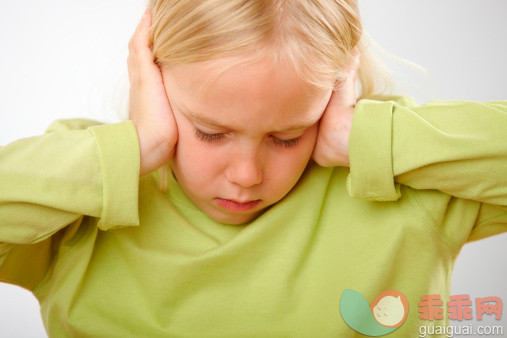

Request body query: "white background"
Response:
[0, 0, 506, 336]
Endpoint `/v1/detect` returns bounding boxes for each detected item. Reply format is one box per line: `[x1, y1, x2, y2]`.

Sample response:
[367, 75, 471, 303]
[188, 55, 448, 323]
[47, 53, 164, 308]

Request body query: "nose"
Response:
[225, 147, 263, 188]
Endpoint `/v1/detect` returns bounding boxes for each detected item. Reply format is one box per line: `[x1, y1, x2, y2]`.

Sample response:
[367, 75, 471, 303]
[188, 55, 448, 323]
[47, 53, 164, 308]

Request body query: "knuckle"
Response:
[129, 38, 136, 52]
[132, 73, 144, 85]
[136, 76, 148, 87]
[132, 42, 144, 54]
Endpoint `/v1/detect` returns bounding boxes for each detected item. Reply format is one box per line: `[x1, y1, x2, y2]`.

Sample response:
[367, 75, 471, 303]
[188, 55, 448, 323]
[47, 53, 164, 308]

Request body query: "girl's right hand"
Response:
[128, 8, 179, 177]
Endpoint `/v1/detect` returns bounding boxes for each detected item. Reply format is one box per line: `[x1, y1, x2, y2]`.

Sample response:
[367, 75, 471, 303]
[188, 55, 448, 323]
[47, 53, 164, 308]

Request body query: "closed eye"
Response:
[194, 129, 302, 149]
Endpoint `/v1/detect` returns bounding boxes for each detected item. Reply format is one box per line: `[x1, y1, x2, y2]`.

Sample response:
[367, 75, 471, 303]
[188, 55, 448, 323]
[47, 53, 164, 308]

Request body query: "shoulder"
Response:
[44, 118, 108, 134]
[361, 94, 420, 109]
[386, 95, 419, 108]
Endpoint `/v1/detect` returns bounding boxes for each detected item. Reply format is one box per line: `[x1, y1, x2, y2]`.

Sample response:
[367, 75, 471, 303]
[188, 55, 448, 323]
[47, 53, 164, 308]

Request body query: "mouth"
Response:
[215, 198, 262, 212]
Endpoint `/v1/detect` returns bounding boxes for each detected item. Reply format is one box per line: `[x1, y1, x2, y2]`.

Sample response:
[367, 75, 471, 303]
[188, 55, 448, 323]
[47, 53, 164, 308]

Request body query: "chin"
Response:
[207, 209, 259, 225]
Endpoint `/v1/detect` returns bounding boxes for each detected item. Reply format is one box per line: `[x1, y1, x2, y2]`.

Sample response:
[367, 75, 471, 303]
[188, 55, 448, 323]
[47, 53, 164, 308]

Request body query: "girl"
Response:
[1, 0, 506, 336]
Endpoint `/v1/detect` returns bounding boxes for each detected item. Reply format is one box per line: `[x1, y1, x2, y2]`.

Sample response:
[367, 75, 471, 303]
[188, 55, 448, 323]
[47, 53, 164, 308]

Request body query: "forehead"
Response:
[162, 55, 331, 133]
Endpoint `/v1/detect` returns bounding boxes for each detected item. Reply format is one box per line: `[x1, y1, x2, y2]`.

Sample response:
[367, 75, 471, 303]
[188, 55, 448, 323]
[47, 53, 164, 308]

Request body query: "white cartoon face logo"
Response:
[340, 289, 409, 335]
[372, 295, 405, 327]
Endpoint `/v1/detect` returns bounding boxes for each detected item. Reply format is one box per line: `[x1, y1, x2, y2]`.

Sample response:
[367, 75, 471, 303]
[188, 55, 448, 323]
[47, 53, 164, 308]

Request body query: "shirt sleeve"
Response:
[0, 118, 141, 290]
[346, 95, 507, 240]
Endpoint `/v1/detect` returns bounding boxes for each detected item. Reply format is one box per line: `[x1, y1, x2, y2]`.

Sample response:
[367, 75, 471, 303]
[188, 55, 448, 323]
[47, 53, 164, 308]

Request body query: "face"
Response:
[161, 54, 332, 225]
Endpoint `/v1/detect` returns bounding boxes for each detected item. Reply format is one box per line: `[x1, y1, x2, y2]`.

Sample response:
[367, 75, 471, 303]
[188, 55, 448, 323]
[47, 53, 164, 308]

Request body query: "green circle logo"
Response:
[340, 289, 409, 336]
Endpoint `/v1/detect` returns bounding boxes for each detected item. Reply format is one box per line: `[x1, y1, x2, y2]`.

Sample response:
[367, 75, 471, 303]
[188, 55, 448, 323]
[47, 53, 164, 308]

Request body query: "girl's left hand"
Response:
[311, 48, 361, 167]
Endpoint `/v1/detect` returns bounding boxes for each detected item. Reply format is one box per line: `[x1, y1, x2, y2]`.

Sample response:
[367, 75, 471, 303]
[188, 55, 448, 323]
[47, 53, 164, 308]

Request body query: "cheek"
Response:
[286, 124, 319, 167]
[171, 120, 223, 183]
[302, 124, 319, 154]
[266, 125, 318, 182]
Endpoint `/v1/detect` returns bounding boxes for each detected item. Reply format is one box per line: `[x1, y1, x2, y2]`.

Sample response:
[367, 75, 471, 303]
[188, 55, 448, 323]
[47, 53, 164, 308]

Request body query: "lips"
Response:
[227, 198, 258, 204]
[215, 198, 262, 212]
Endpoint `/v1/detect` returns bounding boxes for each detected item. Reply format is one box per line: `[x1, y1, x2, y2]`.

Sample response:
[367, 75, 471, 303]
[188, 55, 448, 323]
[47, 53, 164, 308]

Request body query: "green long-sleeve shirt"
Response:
[0, 95, 506, 337]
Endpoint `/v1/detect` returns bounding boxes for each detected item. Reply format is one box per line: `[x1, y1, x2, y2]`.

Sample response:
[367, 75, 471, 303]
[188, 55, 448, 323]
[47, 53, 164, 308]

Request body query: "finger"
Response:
[133, 8, 151, 39]
[131, 10, 152, 52]
[129, 9, 159, 83]
[128, 10, 149, 74]
[351, 47, 361, 71]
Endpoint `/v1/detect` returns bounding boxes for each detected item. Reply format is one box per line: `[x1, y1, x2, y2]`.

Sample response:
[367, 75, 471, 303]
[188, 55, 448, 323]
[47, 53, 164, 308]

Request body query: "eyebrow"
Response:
[178, 105, 320, 133]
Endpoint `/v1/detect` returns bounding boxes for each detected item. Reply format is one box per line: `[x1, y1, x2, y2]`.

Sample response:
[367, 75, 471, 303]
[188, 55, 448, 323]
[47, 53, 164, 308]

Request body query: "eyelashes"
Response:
[194, 129, 302, 149]
[195, 129, 224, 142]
[271, 135, 301, 148]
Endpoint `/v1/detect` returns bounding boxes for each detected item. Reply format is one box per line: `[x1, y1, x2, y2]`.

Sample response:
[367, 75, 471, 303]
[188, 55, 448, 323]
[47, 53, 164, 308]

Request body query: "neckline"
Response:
[163, 161, 204, 213]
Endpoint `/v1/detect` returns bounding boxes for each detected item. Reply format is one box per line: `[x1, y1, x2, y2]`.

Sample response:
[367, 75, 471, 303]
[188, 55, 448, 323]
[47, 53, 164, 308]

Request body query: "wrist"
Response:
[311, 104, 354, 168]
[134, 122, 174, 177]
[332, 104, 354, 167]
[334, 126, 352, 167]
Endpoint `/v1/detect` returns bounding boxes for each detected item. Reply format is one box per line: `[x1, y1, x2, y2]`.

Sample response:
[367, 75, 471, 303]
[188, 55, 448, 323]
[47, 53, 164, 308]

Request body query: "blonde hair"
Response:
[139, 0, 426, 192]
